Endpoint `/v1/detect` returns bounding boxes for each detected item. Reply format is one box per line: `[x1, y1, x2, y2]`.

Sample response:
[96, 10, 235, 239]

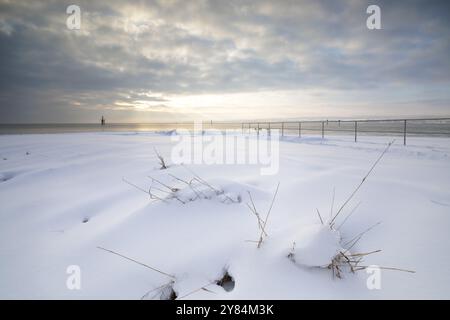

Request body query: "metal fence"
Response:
[239, 118, 450, 145]
[2, 119, 450, 144]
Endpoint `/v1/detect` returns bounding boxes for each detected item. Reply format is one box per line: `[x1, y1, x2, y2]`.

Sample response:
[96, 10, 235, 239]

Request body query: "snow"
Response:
[0, 131, 450, 299]
[288, 224, 344, 268]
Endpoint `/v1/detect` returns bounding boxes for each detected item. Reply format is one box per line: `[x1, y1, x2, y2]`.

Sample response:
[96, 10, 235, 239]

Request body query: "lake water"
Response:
[0, 120, 449, 137]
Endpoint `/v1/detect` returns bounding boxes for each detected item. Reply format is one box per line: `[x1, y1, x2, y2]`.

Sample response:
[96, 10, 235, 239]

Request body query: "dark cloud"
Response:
[0, 0, 449, 122]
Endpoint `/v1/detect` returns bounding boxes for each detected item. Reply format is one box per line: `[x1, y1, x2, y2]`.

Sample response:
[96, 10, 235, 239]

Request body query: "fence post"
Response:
[321, 121, 324, 139]
[268, 122, 271, 136]
[257, 122, 260, 135]
[354, 121, 357, 142]
[241, 123, 244, 134]
[298, 122, 301, 137]
[282, 122, 284, 136]
[404, 120, 407, 146]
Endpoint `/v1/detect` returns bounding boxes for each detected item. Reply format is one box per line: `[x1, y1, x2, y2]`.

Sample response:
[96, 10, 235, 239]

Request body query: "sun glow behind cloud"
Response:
[0, 0, 449, 123]
[161, 90, 315, 120]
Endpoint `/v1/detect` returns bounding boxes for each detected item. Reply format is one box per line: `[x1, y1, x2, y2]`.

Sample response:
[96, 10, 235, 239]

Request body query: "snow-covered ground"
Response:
[0, 131, 449, 299]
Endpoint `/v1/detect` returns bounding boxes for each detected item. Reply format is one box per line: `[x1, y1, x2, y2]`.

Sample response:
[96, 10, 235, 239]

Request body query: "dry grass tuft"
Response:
[123, 166, 241, 205]
[321, 140, 415, 277]
[246, 182, 280, 248]
[154, 147, 168, 170]
[289, 140, 415, 277]
[96, 246, 184, 300]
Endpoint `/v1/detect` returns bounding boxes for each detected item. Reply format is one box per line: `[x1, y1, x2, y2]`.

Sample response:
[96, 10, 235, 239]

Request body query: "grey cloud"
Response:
[0, 0, 449, 122]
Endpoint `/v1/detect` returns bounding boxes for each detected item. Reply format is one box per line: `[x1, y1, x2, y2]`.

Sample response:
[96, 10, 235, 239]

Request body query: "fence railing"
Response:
[2, 119, 450, 144]
[239, 118, 450, 145]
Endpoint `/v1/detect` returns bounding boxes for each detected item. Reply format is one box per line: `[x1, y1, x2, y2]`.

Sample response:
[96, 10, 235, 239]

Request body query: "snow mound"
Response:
[290, 224, 344, 267]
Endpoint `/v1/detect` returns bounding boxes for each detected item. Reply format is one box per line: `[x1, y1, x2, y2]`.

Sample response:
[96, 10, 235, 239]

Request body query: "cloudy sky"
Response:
[0, 0, 449, 123]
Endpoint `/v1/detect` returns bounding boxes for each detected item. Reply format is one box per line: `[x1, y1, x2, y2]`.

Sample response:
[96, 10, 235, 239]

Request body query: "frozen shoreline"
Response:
[1, 132, 449, 299]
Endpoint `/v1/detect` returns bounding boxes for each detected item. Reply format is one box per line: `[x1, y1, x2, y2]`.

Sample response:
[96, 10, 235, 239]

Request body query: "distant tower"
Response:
[101, 116, 105, 126]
